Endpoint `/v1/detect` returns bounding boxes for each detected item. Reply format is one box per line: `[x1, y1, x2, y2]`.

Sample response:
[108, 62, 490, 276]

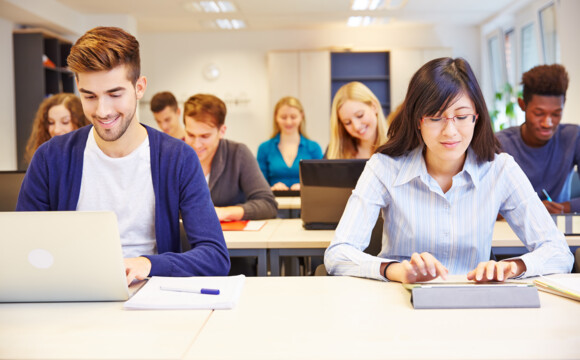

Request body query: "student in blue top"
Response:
[16, 26, 230, 284]
[325, 57, 573, 283]
[257, 96, 323, 191]
[496, 64, 579, 214]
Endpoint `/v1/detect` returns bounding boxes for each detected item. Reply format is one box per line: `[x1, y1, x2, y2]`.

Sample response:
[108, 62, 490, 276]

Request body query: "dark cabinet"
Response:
[13, 29, 75, 170]
[331, 52, 391, 116]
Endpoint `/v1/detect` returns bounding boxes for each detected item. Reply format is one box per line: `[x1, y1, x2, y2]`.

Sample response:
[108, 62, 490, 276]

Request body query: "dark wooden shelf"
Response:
[331, 52, 391, 116]
[13, 29, 74, 170]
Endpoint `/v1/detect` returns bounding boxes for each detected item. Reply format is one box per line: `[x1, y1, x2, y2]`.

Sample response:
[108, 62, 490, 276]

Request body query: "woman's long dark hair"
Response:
[377, 57, 500, 162]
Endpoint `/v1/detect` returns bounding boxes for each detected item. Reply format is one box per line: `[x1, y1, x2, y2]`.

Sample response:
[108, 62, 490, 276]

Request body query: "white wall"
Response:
[0, 4, 482, 161]
[139, 24, 479, 154]
[558, 0, 580, 125]
[0, 17, 17, 170]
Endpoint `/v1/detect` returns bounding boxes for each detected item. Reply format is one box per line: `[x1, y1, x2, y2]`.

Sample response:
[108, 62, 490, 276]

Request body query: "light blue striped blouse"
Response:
[324, 146, 574, 281]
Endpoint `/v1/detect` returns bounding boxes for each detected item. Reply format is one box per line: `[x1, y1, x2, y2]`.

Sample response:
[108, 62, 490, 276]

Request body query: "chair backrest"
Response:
[364, 215, 383, 256]
[0, 171, 26, 212]
[571, 169, 580, 198]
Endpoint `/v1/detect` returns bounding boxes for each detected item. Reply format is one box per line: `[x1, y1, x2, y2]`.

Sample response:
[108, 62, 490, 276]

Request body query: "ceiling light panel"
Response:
[215, 19, 246, 29]
[351, 0, 370, 11]
[217, 1, 236, 12]
[183, 1, 237, 13]
[347, 16, 389, 27]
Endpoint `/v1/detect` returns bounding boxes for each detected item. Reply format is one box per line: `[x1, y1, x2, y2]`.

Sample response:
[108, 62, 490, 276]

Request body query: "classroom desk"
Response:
[0, 282, 212, 360]
[223, 219, 282, 276]
[185, 275, 580, 360]
[493, 220, 580, 245]
[223, 219, 580, 276]
[3, 276, 579, 359]
[275, 196, 301, 218]
[266, 219, 580, 275]
[268, 218, 333, 276]
[275, 196, 301, 210]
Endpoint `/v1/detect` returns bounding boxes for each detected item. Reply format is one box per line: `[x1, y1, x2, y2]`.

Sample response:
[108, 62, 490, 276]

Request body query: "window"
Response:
[504, 29, 517, 88]
[520, 22, 539, 76]
[539, 2, 560, 64]
[488, 34, 504, 95]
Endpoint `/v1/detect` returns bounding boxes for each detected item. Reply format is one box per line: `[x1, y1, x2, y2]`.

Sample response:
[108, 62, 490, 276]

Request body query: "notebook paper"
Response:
[124, 275, 245, 310]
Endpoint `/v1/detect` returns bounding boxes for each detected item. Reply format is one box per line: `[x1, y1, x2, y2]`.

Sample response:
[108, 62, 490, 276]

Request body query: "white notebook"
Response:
[124, 275, 245, 310]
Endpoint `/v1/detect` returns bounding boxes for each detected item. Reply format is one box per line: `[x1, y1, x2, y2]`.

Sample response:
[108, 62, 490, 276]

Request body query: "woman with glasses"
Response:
[325, 57, 573, 283]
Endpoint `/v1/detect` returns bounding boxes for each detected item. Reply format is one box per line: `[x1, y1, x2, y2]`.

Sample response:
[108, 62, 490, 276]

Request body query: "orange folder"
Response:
[220, 220, 249, 231]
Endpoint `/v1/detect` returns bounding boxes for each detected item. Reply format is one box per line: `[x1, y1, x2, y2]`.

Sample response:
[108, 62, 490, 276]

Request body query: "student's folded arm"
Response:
[324, 158, 391, 281]
[568, 197, 580, 213]
[237, 144, 278, 220]
[500, 158, 573, 277]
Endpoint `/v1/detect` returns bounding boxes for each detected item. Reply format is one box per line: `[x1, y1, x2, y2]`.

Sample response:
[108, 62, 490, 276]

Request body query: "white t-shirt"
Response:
[77, 128, 157, 258]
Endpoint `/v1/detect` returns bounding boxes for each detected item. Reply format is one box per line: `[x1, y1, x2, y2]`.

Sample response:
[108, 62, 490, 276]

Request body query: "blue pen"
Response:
[160, 285, 220, 295]
[542, 189, 553, 202]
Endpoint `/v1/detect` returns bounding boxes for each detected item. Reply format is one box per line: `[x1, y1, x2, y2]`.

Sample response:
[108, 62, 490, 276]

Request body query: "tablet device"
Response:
[405, 283, 541, 309]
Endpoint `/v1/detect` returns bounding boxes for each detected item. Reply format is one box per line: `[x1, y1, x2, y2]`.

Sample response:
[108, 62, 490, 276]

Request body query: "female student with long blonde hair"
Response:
[326, 82, 388, 159]
[257, 96, 323, 191]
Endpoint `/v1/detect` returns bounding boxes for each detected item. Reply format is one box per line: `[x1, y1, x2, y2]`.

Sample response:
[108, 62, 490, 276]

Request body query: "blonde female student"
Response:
[326, 82, 388, 159]
[257, 96, 323, 191]
[325, 57, 573, 283]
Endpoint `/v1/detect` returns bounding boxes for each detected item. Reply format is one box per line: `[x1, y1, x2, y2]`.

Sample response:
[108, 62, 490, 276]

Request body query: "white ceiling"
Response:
[52, 0, 521, 33]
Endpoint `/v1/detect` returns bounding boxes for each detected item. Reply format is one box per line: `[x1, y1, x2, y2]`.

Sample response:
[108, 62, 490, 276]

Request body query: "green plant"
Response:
[490, 82, 522, 132]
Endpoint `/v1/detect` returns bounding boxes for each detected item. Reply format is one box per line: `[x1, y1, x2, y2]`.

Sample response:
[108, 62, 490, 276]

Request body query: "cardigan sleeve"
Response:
[16, 144, 51, 211]
[143, 142, 230, 277]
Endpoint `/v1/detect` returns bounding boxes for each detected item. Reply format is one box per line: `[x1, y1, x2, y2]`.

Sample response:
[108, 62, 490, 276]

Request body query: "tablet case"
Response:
[410, 284, 541, 309]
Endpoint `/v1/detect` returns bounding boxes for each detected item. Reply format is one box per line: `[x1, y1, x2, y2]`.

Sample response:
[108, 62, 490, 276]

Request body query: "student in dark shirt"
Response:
[183, 93, 277, 221]
[496, 64, 578, 214]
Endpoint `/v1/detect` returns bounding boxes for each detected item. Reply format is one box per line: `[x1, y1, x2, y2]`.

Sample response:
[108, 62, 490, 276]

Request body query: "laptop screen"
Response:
[299, 159, 367, 230]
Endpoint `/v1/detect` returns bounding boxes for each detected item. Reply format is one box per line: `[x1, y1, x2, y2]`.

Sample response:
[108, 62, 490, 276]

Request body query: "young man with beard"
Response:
[17, 27, 230, 284]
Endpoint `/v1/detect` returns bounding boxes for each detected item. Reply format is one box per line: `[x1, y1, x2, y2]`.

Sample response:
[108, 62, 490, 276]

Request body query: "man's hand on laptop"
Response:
[124, 257, 152, 285]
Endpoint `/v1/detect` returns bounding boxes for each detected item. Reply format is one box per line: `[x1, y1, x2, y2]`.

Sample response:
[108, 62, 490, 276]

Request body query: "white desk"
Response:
[275, 196, 301, 219]
[493, 219, 580, 246]
[185, 275, 580, 360]
[275, 196, 301, 210]
[268, 218, 333, 276]
[265, 219, 580, 275]
[223, 219, 282, 276]
[224, 219, 580, 277]
[3, 276, 579, 359]
[0, 283, 211, 360]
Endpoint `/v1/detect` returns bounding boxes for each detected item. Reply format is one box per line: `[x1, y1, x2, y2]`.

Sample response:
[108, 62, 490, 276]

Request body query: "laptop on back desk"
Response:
[0, 211, 129, 302]
[300, 159, 367, 230]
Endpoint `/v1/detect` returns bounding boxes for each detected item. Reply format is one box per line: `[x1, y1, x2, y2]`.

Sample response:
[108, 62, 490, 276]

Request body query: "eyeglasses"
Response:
[421, 114, 478, 129]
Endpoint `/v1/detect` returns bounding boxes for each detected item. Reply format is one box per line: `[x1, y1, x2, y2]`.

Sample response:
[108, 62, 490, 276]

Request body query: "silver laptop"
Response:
[0, 211, 129, 302]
